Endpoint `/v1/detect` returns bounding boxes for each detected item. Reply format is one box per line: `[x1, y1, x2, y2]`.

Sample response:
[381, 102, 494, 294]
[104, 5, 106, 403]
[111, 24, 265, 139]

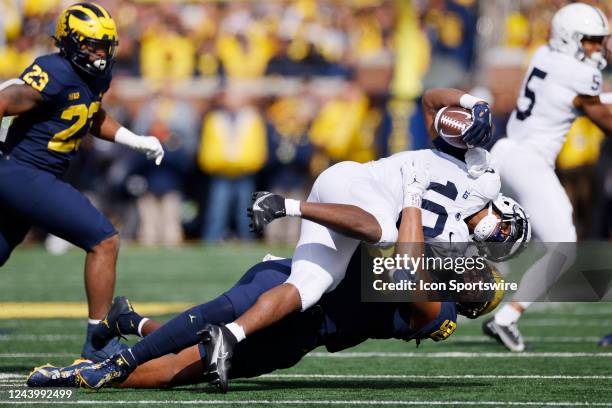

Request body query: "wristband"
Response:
[285, 199, 302, 217]
[114, 127, 141, 148]
[403, 193, 422, 209]
[459, 94, 485, 109]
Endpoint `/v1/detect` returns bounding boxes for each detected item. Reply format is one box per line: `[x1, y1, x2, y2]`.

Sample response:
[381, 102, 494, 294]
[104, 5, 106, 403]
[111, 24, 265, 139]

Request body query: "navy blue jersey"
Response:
[1, 53, 111, 177]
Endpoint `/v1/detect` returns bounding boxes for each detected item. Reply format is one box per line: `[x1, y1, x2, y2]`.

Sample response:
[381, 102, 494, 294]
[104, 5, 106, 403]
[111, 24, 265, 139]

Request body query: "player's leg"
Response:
[16, 168, 120, 359]
[0, 204, 31, 266]
[203, 162, 398, 391]
[487, 140, 577, 351]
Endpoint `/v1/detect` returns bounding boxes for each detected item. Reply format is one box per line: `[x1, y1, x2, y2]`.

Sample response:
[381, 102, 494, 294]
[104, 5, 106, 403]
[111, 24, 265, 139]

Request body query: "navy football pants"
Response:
[0, 159, 116, 265]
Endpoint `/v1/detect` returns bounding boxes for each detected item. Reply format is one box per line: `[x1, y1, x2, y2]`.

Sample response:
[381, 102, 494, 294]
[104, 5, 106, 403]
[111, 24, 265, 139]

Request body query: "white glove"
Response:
[400, 161, 430, 208]
[115, 127, 165, 165]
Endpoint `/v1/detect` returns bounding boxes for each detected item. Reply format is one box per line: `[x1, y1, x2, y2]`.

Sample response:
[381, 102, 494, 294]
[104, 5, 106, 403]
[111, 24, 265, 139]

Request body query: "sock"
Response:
[88, 318, 101, 325]
[117, 310, 146, 337]
[137, 318, 150, 337]
[494, 304, 522, 326]
[225, 322, 246, 342]
[129, 295, 234, 366]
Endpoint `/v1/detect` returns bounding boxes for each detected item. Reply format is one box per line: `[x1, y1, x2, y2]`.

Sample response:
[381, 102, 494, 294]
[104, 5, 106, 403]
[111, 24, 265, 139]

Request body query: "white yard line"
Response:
[1, 399, 612, 406]
[260, 373, 612, 380]
[2, 351, 612, 359]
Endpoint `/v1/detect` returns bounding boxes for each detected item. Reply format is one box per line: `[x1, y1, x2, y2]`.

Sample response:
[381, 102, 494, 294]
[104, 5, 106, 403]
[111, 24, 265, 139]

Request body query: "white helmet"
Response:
[473, 194, 531, 262]
[549, 2, 610, 70]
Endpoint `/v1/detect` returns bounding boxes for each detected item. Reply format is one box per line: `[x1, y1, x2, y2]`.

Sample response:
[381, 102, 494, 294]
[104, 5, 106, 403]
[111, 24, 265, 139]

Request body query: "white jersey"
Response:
[365, 149, 501, 243]
[506, 45, 603, 167]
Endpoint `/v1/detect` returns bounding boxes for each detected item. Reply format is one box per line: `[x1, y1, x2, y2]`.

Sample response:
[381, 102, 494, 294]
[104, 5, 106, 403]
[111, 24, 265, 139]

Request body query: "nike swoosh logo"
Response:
[211, 330, 222, 362]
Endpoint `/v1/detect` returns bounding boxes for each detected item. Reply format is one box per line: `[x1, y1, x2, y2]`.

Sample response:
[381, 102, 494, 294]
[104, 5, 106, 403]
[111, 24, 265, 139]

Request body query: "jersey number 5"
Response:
[422, 181, 458, 239]
[516, 67, 548, 121]
[48, 102, 100, 153]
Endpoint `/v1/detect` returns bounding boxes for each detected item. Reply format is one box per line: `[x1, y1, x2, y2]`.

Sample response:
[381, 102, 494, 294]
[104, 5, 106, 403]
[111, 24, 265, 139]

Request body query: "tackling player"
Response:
[483, 3, 612, 351]
[27, 162, 518, 390]
[0, 2, 164, 360]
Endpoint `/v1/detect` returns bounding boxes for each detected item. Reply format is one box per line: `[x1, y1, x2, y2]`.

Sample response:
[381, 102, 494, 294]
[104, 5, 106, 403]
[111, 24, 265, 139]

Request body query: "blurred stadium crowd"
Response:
[1, 0, 611, 247]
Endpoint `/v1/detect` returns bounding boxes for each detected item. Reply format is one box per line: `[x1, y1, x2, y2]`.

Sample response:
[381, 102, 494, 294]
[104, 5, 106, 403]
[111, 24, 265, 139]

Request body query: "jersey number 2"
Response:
[516, 67, 547, 121]
[48, 102, 100, 153]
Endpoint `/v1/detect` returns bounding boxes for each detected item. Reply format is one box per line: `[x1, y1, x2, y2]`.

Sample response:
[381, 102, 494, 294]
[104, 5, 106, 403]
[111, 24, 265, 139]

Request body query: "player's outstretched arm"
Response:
[90, 107, 165, 165]
[395, 161, 441, 328]
[0, 84, 43, 118]
[575, 95, 612, 135]
[248, 191, 383, 243]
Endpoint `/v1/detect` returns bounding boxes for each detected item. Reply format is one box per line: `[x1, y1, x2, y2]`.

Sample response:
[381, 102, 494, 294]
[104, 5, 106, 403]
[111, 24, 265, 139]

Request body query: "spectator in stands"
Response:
[131, 93, 199, 247]
[261, 91, 316, 244]
[198, 87, 267, 241]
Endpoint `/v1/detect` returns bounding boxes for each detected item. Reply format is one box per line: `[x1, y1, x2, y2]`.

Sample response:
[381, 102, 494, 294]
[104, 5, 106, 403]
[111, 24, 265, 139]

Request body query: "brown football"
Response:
[434, 106, 473, 149]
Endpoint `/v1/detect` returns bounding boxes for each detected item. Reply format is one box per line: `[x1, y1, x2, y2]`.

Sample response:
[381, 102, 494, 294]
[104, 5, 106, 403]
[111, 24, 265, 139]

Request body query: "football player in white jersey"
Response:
[484, 2, 612, 351]
[196, 88, 531, 392]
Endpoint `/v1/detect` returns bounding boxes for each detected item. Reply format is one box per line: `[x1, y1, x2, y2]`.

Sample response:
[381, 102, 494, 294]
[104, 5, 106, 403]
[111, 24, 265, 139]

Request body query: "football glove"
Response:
[400, 161, 430, 208]
[247, 192, 286, 233]
[137, 136, 165, 165]
[462, 102, 492, 148]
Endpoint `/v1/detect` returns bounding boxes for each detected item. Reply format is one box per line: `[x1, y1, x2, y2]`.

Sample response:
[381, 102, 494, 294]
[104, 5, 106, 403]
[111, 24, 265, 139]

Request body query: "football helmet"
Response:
[54, 2, 118, 77]
[473, 194, 531, 262]
[549, 2, 610, 70]
[456, 265, 505, 319]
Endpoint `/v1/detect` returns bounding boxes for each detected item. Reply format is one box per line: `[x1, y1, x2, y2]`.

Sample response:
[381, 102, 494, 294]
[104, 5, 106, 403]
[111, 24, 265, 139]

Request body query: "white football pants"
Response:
[491, 138, 577, 305]
[285, 161, 399, 310]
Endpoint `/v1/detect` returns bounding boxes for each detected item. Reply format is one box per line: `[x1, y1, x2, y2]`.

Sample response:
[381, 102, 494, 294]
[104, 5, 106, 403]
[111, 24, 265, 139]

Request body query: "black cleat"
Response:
[91, 296, 136, 351]
[483, 318, 525, 352]
[198, 324, 236, 393]
[248, 192, 286, 233]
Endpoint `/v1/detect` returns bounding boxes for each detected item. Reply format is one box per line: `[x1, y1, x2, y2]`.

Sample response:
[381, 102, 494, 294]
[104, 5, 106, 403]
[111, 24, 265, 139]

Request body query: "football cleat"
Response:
[247, 192, 286, 233]
[482, 318, 525, 352]
[27, 358, 92, 387]
[198, 324, 236, 393]
[91, 296, 137, 350]
[598, 333, 612, 347]
[76, 351, 135, 390]
[82, 336, 129, 363]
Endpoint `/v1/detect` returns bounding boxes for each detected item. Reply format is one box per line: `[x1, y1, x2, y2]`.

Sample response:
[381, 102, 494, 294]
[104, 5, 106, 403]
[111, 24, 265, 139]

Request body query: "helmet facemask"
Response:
[471, 195, 531, 262]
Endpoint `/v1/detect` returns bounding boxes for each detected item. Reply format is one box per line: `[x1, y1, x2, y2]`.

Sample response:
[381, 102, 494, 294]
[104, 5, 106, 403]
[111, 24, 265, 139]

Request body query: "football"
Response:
[434, 106, 473, 149]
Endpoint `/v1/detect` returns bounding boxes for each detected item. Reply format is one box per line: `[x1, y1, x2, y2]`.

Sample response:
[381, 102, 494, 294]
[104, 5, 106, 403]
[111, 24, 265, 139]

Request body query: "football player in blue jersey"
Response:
[26, 162, 511, 390]
[0, 2, 164, 361]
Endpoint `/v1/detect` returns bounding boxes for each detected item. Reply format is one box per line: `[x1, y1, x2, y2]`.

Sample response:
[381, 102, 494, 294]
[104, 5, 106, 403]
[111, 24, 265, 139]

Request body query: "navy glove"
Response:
[462, 103, 493, 148]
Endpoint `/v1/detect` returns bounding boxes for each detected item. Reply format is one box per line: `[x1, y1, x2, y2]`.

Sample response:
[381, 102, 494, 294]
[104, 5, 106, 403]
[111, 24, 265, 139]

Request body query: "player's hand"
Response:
[401, 161, 430, 208]
[462, 102, 492, 148]
[137, 136, 165, 165]
[247, 192, 287, 233]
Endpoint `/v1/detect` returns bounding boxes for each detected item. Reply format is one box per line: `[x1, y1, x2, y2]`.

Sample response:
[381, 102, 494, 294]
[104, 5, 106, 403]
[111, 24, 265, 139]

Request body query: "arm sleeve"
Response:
[19, 56, 64, 102]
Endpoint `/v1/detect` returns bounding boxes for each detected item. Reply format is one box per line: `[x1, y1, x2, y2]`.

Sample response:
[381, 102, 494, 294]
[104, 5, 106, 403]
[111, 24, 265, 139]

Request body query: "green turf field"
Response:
[1, 245, 611, 407]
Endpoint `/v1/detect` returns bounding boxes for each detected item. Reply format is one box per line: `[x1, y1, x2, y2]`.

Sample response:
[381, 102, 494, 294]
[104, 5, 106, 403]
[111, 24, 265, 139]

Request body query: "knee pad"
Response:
[285, 260, 335, 311]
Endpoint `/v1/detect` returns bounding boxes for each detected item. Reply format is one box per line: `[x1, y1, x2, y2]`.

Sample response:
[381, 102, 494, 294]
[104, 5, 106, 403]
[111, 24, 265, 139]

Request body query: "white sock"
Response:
[88, 318, 100, 325]
[494, 304, 522, 326]
[137, 318, 150, 337]
[285, 199, 301, 217]
[225, 322, 246, 342]
[517, 301, 532, 309]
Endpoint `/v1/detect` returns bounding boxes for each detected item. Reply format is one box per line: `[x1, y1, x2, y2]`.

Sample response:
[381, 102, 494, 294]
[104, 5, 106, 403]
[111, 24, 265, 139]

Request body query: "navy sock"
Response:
[129, 295, 234, 366]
